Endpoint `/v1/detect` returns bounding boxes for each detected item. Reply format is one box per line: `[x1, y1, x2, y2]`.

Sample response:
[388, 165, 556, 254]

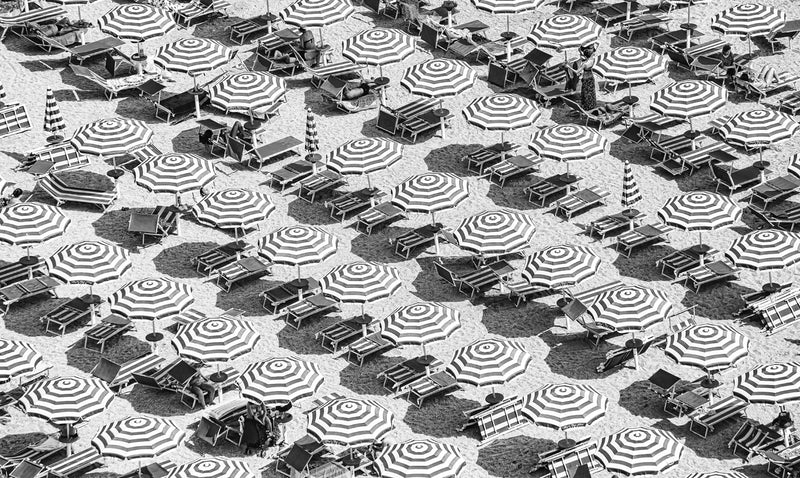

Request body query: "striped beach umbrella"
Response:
[280, 0, 354, 27]
[587, 285, 673, 332]
[463, 94, 541, 147]
[593, 47, 667, 85]
[237, 356, 324, 404]
[0, 202, 70, 246]
[659, 192, 742, 250]
[711, 4, 786, 54]
[43, 88, 65, 142]
[380, 302, 461, 357]
[650, 80, 727, 127]
[789, 153, 800, 178]
[208, 72, 287, 114]
[522, 244, 601, 289]
[46, 0, 99, 19]
[529, 124, 607, 176]
[97, 4, 175, 43]
[0, 340, 42, 383]
[71, 118, 153, 156]
[305, 107, 319, 154]
[401, 59, 477, 98]
[327, 138, 403, 185]
[719, 109, 799, 155]
[193, 189, 275, 235]
[726, 230, 800, 282]
[46, 241, 131, 289]
[342, 28, 416, 71]
[687, 473, 749, 478]
[258, 225, 338, 270]
[320, 261, 402, 314]
[307, 397, 395, 446]
[596, 427, 685, 476]
[376, 439, 466, 478]
[109, 278, 193, 320]
[452, 209, 536, 256]
[447, 338, 531, 401]
[391, 172, 469, 221]
[0, 82, 6, 104]
[167, 458, 254, 478]
[19, 377, 114, 424]
[733, 362, 800, 405]
[665, 323, 750, 373]
[153, 38, 232, 75]
[133, 153, 216, 197]
[522, 383, 608, 432]
[472, 0, 542, 13]
[92, 416, 186, 459]
[172, 317, 260, 364]
[621, 160, 642, 211]
[528, 15, 602, 52]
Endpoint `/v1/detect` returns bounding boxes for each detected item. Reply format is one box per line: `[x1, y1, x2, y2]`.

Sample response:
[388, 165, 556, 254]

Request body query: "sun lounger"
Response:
[749, 175, 800, 209]
[275, 435, 331, 478]
[562, 97, 627, 130]
[179, 367, 238, 409]
[128, 206, 180, 246]
[0, 435, 64, 472]
[464, 143, 519, 174]
[738, 283, 793, 310]
[688, 395, 748, 438]
[62, 36, 125, 65]
[729, 419, 784, 462]
[228, 13, 278, 44]
[682, 259, 739, 292]
[617, 12, 670, 40]
[283, 294, 339, 330]
[251, 135, 302, 171]
[457, 263, 505, 299]
[325, 188, 382, 222]
[551, 186, 610, 220]
[0, 104, 31, 139]
[0, 258, 45, 288]
[345, 332, 394, 367]
[655, 140, 738, 176]
[91, 352, 165, 393]
[260, 278, 320, 314]
[363, 0, 400, 18]
[710, 161, 761, 194]
[525, 173, 582, 206]
[486, 48, 555, 89]
[153, 89, 208, 125]
[390, 223, 442, 259]
[650, 29, 703, 52]
[561, 280, 625, 331]
[458, 395, 528, 444]
[615, 223, 671, 257]
[404, 370, 461, 408]
[737, 71, 800, 102]
[501, 280, 552, 307]
[355, 202, 407, 235]
[195, 416, 227, 447]
[21, 142, 88, 176]
[749, 205, 800, 232]
[757, 19, 800, 54]
[46, 447, 103, 478]
[531, 437, 602, 478]
[0, 275, 59, 315]
[484, 153, 543, 186]
[378, 356, 443, 392]
[41, 296, 93, 336]
[174, 0, 230, 26]
[0, 5, 66, 41]
[216, 256, 272, 292]
[433, 260, 462, 289]
[7, 459, 47, 478]
[657, 245, 718, 279]
[308, 61, 362, 88]
[778, 91, 800, 115]
[473, 34, 527, 63]
[191, 241, 253, 276]
[319, 76, 380, 114]
[419, 22, 448, 51]
[375, 98, 438, 136]
[593, 1, 646, 28]
[23, 19, 88, 53]
[133, 359, 195, 393]
[266, 160, 314, 192]
[36, 173, 117, 211]
[761, 440, 800, 478]
[83, 314, 134, 353]
[664, 38, 727, 69]
[743, 287, 800, 334]
[316, 317, 369, 353]
[586, 211, 646, 240]
[399, 109, 453, 143]
[297, 170, 346, 203]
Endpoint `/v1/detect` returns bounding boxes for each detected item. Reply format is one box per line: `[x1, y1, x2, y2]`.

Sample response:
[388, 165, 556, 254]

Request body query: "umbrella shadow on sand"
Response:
[348, 227, 411, 264]
[477, 435, 556, 478]
[338, 358, 397, 397]
[153, 241, 219, 279]
[0, 432, 52, 455]
[275, 313, 332, 356]
[410, 256, 476, 302]
[485, 182, 537, 211]
[403, 395, 483, 439]
[680, 282, 756, 323]
[65, 334, 151, 375]
[480, 301, 560, 339]
[610, 243, 677, 283]
[617, 379, 676, 420]
[540, 329, 610, 380]
[91, 208, 149, 247]
[420, 143, 483, 174]
[3, 298, 64, 338]
[214, 278, 275, 318]
[286, 197, 340, 226]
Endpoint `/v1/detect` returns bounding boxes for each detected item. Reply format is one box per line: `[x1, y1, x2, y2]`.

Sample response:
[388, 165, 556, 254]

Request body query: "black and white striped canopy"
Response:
[452, 209, 536, 256]
[321, 261, 402, 303]
[193, 189, 275, 231]
[665, 323, 750, 373]
[658, 192, 742, 231]
[172, 317, 260, 364]
[711, 3, 786, 37]
[109, 278, 193, 320]
[97, 4, 175, 41]
[307, 397, 395, 446]
[522, 244, 601, 289]
[401, 59, 477, 98]
[0, 202, 70, 246]
[20, 377, 114, 424]
[462, 94, 541, 131]
[380, 302, 461, 346]
[92, 416, 186, 459]
[528, 124, 607, 162]
[587, 285, 673, 332]
[133, 153, 216, 195]
[733, 362, 800, 404]
[327, 138, 403, 175]
[46, 240, 131, 285]
[592, 47, 667, 84]
[342, 28, 415, 66]
[596, 427, 685, 476]
[726, 229, 800, 271]
[789, 153, 800, 179]
[71, 118, 153, 156]
[259, 225, 338, 266]
[718, 109, 799, 148]
[166, 458, 254, 478]
[376, 439, 467, 478]
[209, 72, 287, 112]
[0, 340, 42, 383]
[687, 473, 749, 478]
[237, 357, 324, 404]
[280, 0, 354, 27]
[472, 0, 543, 13]
[528, 14, 602, 49]
[44, 88, 65, 136]
[522, 383, 608, 430]
[621, 160, 642, 210]
[447, 338, 531, 387]
[153, 38, 232, 75]
[391, 173, 469, 213]
[650, 80, 727, 120]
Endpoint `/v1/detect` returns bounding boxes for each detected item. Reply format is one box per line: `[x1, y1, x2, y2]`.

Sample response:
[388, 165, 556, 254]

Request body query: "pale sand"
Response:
[1, 0, 800, 476]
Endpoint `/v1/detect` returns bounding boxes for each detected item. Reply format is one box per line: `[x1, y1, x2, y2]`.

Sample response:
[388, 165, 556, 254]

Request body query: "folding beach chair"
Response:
[0, 258, 45, 288]
[593, 1, 646, 28]
[37, 173, 117, 211]
[682, 259, 739, 292]
[617, 13, 670, 40]
[0, 276, 59, 315]
[484, 153, 542, 186]
[525, 173, 582, 206]
[404, 371, 461, 408]
[345, 332, 395, 367]
[266, 160, 315, 192]
[228, 14, 278, 45]
[174, 0, 230, 27]
[196, 416, 227, 446]
[689, 395, 748, 438]
[0, 5, 66, 41]
[21, 142, 88, 175]
[128, 206, 180, 246]
[459, 395, 529, 444]
[419, 22, 448, 51]
[216, 256, 272, 292]
[0, 104, 31, 139]
[7, 460, 46, 478]
[586, 211, 646, 240]
[283, 294, 339, 329]
[709, 161, 761, 195]
[82, 314, 134, 353]
[729, 419, 783, 461]
[615, 223, 671, 257]
[316, 317, 369, 353]
[46, 447, 103, 478]
[191, 241, 253, 276]
[378, 356, 443, 393]
[474, 34, 527, 63]
[463, 143, 519, 174]
[749, 174, 800, 209]
[260, 278, 320, 314]
[91, 352, 165, 393]
[657, 246, 718, 279]
[41, 296, 93, 336]
[355, 202, 407, 235]
[326, 188, 382, 222]
[297, 170, 346, 203]
[562, 97, 626, 130]
[391, 223, 442, 259]
[749, 205, 800, 232]
[375, 98, 438, 136]
[551, 186, 610, 220]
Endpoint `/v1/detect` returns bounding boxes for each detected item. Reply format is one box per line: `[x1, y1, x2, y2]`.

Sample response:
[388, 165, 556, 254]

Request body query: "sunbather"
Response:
[0, 188, 22, 207]
[35, 18, 82, 38]
[188, 373, 216, 408]
[342, 80, 373, 100]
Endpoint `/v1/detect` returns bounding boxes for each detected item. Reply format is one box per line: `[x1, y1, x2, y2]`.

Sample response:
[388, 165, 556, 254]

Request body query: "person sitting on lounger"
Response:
[188, 373, 216, 408]
[720, 44, 739, 85]
[437, 21, 481, 46]
[771, 410, 793, 430]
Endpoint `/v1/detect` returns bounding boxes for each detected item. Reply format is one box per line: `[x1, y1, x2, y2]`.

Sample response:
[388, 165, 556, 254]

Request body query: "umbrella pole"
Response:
[367, 174, 372, 189]
[698, 231, 704, 265]
[631, 333, 640, 370]
[297, 265, 304, 301]
[192, 75, 202, 119]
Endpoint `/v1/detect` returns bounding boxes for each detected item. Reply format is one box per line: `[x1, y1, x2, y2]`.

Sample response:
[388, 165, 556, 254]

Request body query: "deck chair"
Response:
[0, 434, 64, 471]
[484, 153, 542, 187]
[457, 265, 503, 299]
[710, 161, 761, 195]
[307, 60, 362, 88]
[561, 97, 626, 130]
[595, 347, 635, 373]
[0, 5, 66, 40]
[779, 90, 800, 115]
[355, 202, 407, 235]
[459, 395, 528, 444]
[464, 143, 519, 173]
[266, 160, 315, 192]
[260, 278, 320, 314]
[178, 367, 238, 409]
[7, 460, 46, 478]
[729, 419, 784, 461]
[657, 246, 718, 278]
[91, 352, 165, 393]
[586, 211, 646, 240]
[0, 368, 51, 422]
[37, 173, 117, 211]
[297, 170, 346, 203]
[47, 447, 103, 478]
[345, 332, 394, 367]
[0, 257, 45, 287]
[129, 206, 179, 246]
[195, 416, 227, 446]
[283, 294, 340, 330]
[153, 90, 208, 125]
[487, 49, 551, 89]
[762, 443, 800, 478]
[41, 296, 92, 336]
[378, 356, 443, 392]
[375, 98, 438, 136]
[22, 20, 86, 51]
[650, 29, 702, 51]
[432, 261, 463, 289]
[399, 109, 452, 143]
[551, 186, 610, 220]
[315, 316, 369, 353]
[174, 0, 230, 26]
[749, 205, 800, 232]
[617, 13, 670, 40]
[228, 13, 278, 44]
[688, 395, 748, 438]
[532, 437, 601, 478]
[664, 39, 727, 69]
[502, 280, 552, 307]
[419, 22, 448, 51]
[363, 0, 399, 18]
[756, 289, 800, 335]
[594, 1, 646, 27]
[682, 259, 739, 292]
[0, 104, 31, 139]
[655, 140, 738, 176]
[737, 70, 800, 101]
[0, 276, 59, 315]
[72, 62, 156, 100]
[391, 223, 442, 259]
[191, 241, 253, 276]
[749, 174, 800, 209]
[216, 256, 272, 292]
[326, 188, 382, 222]
[275, 436, 330, 478]
[615, 223, 671, 257]
[21, 142, 88, 175]
[405, 371, 461, 408]
[83, 314, 134, 353]
[473, 34, 527, 63]
[526, 173, 581, 206]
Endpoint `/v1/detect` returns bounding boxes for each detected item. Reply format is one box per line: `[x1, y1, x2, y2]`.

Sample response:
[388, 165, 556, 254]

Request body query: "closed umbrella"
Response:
[621, 160, 642, 216]
[376, 439, 466, 478]
[0, 340, 42, 383]
[193, 189, 275, 237]
[711, 3, 786, 56]
[726, 229, 800, 291]
[522, 244, 601, 289]
[528, 15, 602, 60]
[658, 192, 742, 258]
[446, 338, 531, 404]
[788, 153, 799, 179]
[97, 4, 175, 71]
[306, 397, 395, 446]
[380, 302, 461, 364]
[327, 138, 403, 188]
[43, 88, 66, 143]
[237, 356, 324, 405]
[522, 383, 608, 449]
[305, 107, 319, 155]
[463, 94, 541, 151]
[596, 427, 685, 476]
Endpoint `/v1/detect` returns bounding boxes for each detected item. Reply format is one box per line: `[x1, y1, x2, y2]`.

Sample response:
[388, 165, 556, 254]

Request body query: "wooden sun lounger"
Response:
[458, 395, 528, 445]
[216, 256, 272, 292]
[21, 142, 88, 175]
[749, 175, 800, 209]
[682, 259, 739, 292]
[0, 104, 31, 140]
[526, 173, 582, 206]
[91, 352, 165, 393]
[551, 186, 610, 220]
[689, 395, 748, 438]
[83, 314, 134, 353]
[729, 419, 784, 462]
[260, 278, 320, 314]
[355, 202, 407, 235]
[282, 294, 339, 330]
[586, 211, 646, 240]
[0, 258, 45, 288]
[41, 296, 93, 336]
[316, 317, 369, 353]
[37, 173, 117, 211]
[391, 223, 442, 259]
[657, 245, 718, 279]
[378, 356, 443, 392]
[484, 153, 543, 186]
[326, 188, 383, 222]
[615, 223, 671, 257]
[345, 332, 394, 367]
[297, 170, 346, 203]
[0, 276, 59, 315]
[405, 371, 461, 408]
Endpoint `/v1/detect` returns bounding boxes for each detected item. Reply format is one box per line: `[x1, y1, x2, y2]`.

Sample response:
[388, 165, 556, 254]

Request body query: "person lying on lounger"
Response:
[341, 80, 373, 101]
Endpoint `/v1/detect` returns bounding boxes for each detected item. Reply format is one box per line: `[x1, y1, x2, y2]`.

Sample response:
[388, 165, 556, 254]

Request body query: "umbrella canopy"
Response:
[327, 138, 403, 175]
[621, 160, 642, 210]
[43, 88, 65, 139]
[401, 59, 477, 98]
[664, 323, 750, 373]
[726, 230, 800, 271]
[472, 0, 542, 13]
[153, 38, 232, 75]
[789, 153, 800, 178]
[97, 4, 175, 41]
[237, 357, 324, 404]
[92, 416, 186, 459]
[259, 225, 337, 266]
[208, 72, 287, 112]
[166, 458, 254, 478]
[0, 203, 70, 246]
[0, 340, 42, 383]
[650, 80, 727, 123]
[376, 439, 467, 478]
[342, 28, 415, 66]
[522, 383, 608, 430]
[391, 172, 469, 215]
[446, 338, 531, 387]
[462, 94, 541, 131]
[133, 153, 216, 195]
[0, 82, 5, 103]
[592, 47, 667, 85]
[71, 118, 153, 156]
[280, 0, 354, 27]
[306, 397, 395, 446]
[522, 244, 601, 289]
[19, 377, 114, 424]
[528, 124, 607, 162]
[305, 107, 319, 154]
[733, 362, 800, 405]
[596, 427, 685, 476]
[587, 285, 673, 332]
[320, 261, 402, 304]
[711, 3, 786, 37]
[687, 473, 749, 478]
[380, 302, 461, 346]
[452, 209, 536, 256]
[109, 278, 193, 320]
[718, 109, 799, 149]
[172, 317, 260, 364]
[193, 189, 275, 232]
[658, 192, 742, 231]
[46, 240, 131, 285]
[527, 14, 602, 50]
